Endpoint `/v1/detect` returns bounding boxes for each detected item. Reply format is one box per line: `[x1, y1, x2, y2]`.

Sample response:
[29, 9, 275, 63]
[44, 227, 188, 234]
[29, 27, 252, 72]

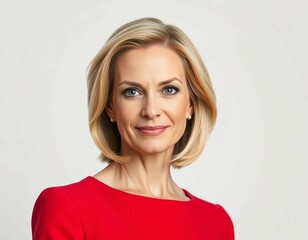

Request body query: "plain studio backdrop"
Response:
[0, 0, 307, 239]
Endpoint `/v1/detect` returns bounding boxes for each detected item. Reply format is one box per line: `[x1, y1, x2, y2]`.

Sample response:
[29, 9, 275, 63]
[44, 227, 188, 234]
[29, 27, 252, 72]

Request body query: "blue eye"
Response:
[163, 86, 178, 95]
[123, 88, 141, 97]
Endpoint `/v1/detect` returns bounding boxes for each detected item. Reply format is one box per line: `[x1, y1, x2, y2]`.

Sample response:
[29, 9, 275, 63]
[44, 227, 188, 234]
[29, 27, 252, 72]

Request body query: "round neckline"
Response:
[86, 176, 194, 203]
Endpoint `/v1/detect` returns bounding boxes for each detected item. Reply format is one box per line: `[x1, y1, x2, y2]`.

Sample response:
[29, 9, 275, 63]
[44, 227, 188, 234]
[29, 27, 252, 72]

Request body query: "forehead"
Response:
[114, 45, 186, 83]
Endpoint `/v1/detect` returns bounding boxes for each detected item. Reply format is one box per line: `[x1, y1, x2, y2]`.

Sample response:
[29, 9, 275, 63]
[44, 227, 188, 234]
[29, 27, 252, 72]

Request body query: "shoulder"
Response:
[185, 190, 235, 239]
[43, 175, 100, 193]
[185, 190, 231, 215]
[33, 177, 90, 205]
[31, 177, 95, 239]
[32, 177, 97, 212]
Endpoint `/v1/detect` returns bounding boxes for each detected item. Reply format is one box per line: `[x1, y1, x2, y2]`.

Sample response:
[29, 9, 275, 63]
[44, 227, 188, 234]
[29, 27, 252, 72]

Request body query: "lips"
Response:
[135, 126, 168, 135]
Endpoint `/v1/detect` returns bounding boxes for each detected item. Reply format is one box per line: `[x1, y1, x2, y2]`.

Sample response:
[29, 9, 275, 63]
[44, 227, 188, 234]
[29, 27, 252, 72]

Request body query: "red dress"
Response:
[32, 177, 234, 239]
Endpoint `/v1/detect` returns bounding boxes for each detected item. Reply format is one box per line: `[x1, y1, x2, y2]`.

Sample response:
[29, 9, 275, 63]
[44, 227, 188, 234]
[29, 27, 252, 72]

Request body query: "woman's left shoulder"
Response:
[186, 190, 229, 212]
[185, 190, 235, 239]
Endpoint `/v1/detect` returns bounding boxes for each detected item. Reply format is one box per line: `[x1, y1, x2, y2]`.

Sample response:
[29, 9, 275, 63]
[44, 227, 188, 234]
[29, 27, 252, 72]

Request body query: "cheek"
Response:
[114, 100, 139, 127]
[166, 98, 190, 118]
[169, 108, 186, 121]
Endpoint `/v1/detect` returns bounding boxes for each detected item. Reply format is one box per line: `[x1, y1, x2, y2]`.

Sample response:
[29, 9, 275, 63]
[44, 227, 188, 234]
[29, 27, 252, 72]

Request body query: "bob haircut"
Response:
[87, 17, 217, 168]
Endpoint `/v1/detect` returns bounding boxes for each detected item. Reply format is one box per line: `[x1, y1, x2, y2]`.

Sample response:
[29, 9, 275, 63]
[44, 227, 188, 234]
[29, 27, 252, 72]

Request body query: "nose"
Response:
[141, 93, 161, 119]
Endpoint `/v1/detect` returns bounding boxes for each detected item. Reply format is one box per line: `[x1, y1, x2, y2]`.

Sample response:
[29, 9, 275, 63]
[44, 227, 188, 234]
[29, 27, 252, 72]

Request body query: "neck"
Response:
[95, 151, 188, 200]
[118, 152, 173, 196]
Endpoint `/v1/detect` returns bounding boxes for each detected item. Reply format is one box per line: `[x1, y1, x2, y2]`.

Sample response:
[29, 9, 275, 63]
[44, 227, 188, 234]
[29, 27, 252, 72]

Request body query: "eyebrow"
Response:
[118, 78, 183, 87]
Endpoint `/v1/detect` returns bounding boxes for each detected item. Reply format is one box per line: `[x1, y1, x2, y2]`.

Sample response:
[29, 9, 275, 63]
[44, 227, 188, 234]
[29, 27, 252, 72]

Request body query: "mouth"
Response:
[135, 126, 169, 136]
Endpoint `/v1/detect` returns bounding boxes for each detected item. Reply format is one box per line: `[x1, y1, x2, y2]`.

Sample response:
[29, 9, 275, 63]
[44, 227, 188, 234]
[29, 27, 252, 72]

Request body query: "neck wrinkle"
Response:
[114, 152, 176, 198]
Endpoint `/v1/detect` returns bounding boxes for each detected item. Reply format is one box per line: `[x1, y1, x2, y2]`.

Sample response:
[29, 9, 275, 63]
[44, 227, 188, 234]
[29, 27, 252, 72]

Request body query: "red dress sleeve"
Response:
[31, 187, 84, 239]
[216, 204, 235, 240]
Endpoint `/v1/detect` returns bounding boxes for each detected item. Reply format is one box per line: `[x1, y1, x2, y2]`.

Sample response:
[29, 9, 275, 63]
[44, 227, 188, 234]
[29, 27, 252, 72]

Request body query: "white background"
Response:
[1, 0, 307, 239]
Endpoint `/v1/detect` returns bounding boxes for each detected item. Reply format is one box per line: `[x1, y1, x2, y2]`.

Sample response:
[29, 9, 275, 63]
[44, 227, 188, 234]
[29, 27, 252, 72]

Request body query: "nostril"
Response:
[141, 97, 161, 119]
[141, 110, 161, 119]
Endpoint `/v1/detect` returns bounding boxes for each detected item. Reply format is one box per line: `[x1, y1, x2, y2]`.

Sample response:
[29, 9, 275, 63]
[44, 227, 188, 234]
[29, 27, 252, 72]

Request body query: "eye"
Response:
[162, 86, 179, 95]
[122, 88, 141, 97]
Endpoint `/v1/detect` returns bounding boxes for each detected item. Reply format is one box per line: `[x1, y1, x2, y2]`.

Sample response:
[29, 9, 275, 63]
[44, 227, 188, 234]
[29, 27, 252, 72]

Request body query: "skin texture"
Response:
[95, 44, 193, 200]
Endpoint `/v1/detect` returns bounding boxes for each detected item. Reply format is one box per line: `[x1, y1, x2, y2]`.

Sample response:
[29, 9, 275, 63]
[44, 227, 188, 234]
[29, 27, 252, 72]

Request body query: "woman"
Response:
[32, 17, 234, 239]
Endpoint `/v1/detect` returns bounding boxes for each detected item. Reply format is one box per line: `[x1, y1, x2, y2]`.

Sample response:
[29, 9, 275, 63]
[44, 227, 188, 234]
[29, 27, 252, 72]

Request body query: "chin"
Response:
[133, 142, 175, 155]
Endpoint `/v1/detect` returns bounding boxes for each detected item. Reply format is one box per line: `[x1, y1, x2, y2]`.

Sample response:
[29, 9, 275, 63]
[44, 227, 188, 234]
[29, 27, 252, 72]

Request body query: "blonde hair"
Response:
[87, 17, 217, 168]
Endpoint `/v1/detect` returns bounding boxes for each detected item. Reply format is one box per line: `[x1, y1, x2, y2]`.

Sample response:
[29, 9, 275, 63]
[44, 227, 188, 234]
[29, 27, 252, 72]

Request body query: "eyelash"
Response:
[122, 86, 179, 98]
[162, 86, 179, 95]
[122, 88, 141, 97]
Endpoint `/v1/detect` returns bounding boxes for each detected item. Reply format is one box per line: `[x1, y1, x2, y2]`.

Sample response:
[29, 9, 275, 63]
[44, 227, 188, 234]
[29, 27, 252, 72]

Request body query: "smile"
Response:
[135, 126, 168, 136]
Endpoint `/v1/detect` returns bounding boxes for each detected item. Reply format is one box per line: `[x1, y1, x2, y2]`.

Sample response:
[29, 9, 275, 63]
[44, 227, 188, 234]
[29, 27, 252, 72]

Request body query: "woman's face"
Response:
[107, 44, 193, 156]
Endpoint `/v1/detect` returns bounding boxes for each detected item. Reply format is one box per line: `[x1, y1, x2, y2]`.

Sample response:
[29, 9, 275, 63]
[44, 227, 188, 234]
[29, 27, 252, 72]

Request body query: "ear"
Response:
[106, 104, 116, 121]
[186, 99, 194, 118]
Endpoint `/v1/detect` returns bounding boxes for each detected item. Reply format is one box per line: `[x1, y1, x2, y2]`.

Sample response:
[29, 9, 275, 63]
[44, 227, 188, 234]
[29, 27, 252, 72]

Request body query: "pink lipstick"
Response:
[135, 126, 168, 136]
